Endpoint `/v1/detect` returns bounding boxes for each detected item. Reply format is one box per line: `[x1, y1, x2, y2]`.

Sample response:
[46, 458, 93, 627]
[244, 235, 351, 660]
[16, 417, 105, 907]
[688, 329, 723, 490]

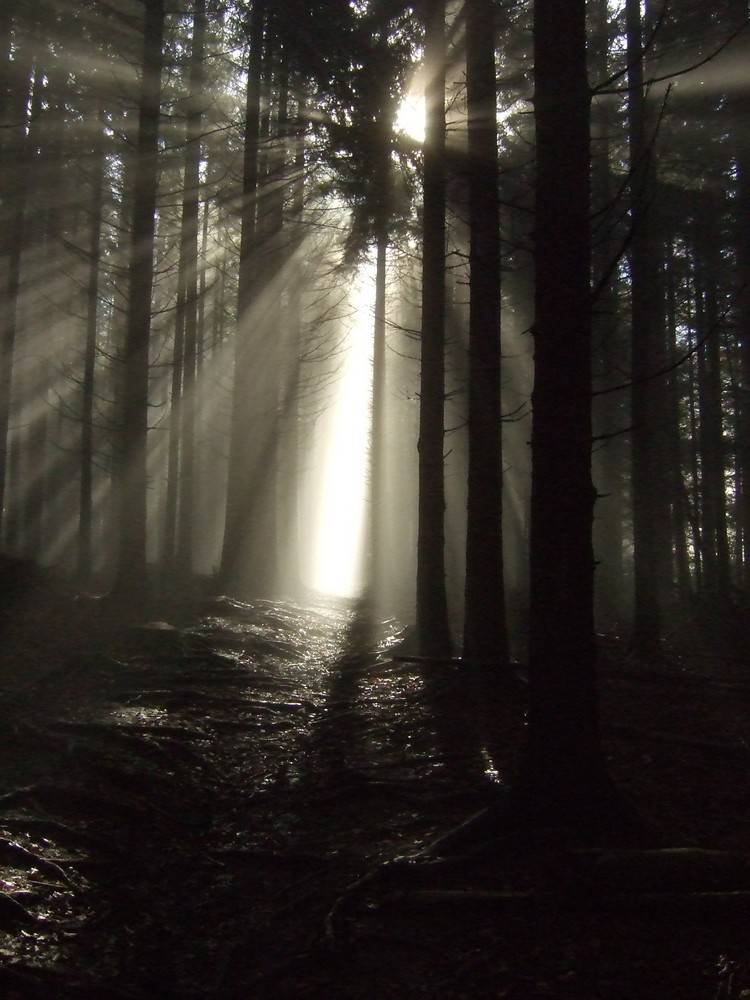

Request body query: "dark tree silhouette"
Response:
[114, 0, 166, 596]
[509, 0, 621, 828]
[462, 0, 509, 671]
[416, 0, 452, 658]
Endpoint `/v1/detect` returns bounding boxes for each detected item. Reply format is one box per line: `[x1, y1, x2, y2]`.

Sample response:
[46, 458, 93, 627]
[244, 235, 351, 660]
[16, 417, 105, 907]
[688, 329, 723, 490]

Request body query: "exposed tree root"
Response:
[324, 809, 750, 947]
[0, 836, 75, 886]
[0, 888, 38, 927]
[0, 815, 122, 857]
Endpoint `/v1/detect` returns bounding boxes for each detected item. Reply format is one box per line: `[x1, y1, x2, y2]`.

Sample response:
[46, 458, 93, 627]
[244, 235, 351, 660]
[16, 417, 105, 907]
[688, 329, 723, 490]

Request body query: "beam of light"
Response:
[305, 262, 375, 599]
[396, 94, 426, 143]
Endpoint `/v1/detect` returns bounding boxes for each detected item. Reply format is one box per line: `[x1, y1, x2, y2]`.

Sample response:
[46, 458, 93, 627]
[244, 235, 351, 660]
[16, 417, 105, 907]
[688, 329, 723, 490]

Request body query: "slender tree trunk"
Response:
[0, 43, 33, 544]
[78, 111, 106, 584]
[416, 0, 452, 657]
[590, 0, 627, 630]
[462, 0, 508, 670]
[737, 149, 750, 586]
[163, 289, 185, 572]
[114, 0, 166, 596]
[220, 2, 264, 592]
[664, 240, 693, 600]
[627, 0, 670, 653]
[511, 0, 619, 828]
[176, 0, 207, 578]
[369, 226, 388, 606]
[279, 90, 306, 599]
[694, 197, 732, 605]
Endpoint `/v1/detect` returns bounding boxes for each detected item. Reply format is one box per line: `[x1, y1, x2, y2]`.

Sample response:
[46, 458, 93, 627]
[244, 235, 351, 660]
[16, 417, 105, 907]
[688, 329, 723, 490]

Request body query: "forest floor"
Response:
[0, 566, 749, 999]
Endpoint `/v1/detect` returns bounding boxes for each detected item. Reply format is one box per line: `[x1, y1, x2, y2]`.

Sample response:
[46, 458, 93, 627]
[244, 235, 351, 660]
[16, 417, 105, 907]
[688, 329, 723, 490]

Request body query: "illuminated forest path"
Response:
[1, 592, 750, 998]
[0, 597, 505, 998]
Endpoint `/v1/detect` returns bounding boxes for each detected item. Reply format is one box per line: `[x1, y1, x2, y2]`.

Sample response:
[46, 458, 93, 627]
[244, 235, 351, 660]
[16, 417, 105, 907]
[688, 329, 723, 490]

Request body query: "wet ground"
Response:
[0, 591, 749, 998]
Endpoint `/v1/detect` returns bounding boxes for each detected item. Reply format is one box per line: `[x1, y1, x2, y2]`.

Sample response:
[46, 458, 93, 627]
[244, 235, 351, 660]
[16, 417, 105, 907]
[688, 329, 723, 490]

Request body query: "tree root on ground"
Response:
[324, 825, 750, 947]
[0, 888, 38, 927]
[0, 836, 76, 886]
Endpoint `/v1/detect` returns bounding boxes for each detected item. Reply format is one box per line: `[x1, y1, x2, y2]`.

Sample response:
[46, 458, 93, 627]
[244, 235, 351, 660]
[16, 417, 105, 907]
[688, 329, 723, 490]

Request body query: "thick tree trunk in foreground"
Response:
[114, 0, 165, 596]
[511, 0, 618, 828]
[462, 0, 509, 670]
[416, 0, 452, 657]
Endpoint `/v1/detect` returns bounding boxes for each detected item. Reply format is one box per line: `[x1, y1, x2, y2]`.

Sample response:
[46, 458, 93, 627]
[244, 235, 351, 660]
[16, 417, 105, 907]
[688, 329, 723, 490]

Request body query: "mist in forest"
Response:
[0, 0, 747, 664]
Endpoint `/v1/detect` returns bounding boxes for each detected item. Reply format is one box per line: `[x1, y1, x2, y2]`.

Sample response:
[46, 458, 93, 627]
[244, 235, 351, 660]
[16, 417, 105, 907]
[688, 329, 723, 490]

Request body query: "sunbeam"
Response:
[304, 263, 375, 598]
[396, 93, 426, 142]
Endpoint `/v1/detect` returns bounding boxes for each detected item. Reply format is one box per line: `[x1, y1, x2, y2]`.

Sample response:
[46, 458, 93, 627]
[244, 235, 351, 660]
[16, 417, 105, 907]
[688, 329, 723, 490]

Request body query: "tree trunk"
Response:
[220, 2, 264, 594]
[0, 41, 33, 545]
[737, 148, 750, 587]
[78, 111, 106, 584]
[694, 198, 732, 605]
[462, 0, 509, 671]
[590, 0, 627, 631]
[416, 0, 452, 658]
[114, 0, 166, 596]
[664, 240, 693, 600]
[369, 225, 388, 607]
[511, 0, 619, 829]
[627, 0, 670, 654]
[176, 0, 207, 579]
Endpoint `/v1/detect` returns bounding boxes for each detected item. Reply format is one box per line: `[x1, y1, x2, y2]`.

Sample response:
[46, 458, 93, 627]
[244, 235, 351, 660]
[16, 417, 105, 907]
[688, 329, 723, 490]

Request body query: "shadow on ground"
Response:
[0, 588, 748, 998]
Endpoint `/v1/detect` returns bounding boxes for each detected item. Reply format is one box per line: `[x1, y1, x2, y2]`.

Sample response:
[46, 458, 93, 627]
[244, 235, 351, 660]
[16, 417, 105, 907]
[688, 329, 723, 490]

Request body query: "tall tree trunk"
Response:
[737, 147, 750, 587]
[694, 197, 732, 605]
[664, 239, 693, 600]
[369, 225, 388, 606]
[78, 111, 106, 584]
[0, 42, 33, 545]
[416, 0, 452, 657]
[462, 0, 509, 670]
[511, 0, 619, 828]
[163, 289, 185, 572]
[176, 0, 207, 578]
[220, 2, 264, 593]
[627, 0, 669, 654]
[114, 0, 166, 596]
[278, 89, 306, 599]
[590, 0, 627, 631]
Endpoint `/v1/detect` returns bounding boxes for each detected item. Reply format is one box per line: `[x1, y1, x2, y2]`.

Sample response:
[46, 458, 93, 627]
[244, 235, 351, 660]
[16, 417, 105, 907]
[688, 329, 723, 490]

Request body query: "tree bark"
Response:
[176, 0, 207, 578]
[416, 0, 452, 657]
[511, 0, 619, 829]
[220, 2, 264, 594]
[114, 0, 166, 596]
[369, 226, 388, 607]
[694, 198, 732, 605]
[462, 0, 509, 670]
[78, 110, 106, 584]
[627, 0, 670, 653]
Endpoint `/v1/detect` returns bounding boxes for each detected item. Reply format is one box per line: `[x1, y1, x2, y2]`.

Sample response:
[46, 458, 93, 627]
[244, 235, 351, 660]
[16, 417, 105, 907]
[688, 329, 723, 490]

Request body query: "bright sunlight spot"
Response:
[396, 94, 425, 142]
[307, 262, 376, 598]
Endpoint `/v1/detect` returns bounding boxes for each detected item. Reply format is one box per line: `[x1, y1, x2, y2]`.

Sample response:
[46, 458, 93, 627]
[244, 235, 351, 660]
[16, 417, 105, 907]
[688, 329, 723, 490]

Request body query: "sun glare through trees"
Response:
[0, 0, 748, 669]
[303, 261, 376, 599]
[395, 92, 426, 142]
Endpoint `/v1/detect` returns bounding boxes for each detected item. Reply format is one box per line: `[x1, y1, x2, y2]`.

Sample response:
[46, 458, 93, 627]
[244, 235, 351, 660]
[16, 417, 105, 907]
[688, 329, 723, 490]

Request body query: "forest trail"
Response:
[0, 594, 749, 998]
[0, 597, 499, 997]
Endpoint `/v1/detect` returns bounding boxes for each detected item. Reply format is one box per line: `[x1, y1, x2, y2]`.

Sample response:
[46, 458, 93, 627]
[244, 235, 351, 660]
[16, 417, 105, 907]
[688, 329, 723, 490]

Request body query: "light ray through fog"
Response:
[306, 263, 375, 598]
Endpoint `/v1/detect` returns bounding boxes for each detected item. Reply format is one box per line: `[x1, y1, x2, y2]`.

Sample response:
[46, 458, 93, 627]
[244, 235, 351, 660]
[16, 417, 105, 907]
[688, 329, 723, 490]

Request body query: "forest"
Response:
[1, 0, 750, 997]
